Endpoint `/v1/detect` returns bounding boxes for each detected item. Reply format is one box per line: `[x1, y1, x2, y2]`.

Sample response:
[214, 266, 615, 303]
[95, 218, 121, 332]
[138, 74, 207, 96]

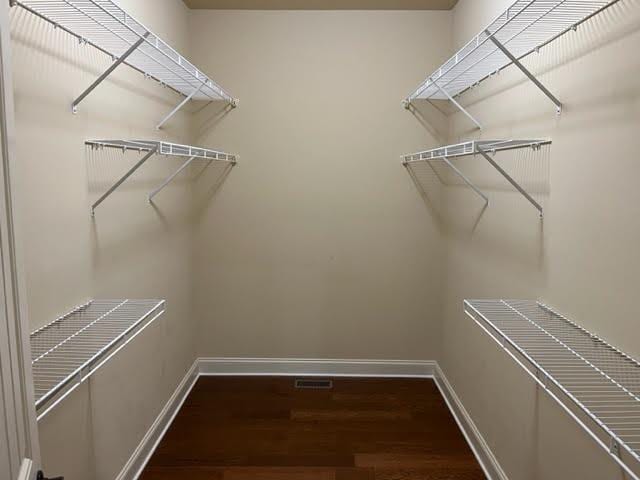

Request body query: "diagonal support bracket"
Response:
[156, 81, 206, 130]
[148, 155, 197, 202]
[485, 29, 562, 114]
[403, 156, 489, 206]
[439, 156, 489, 206]
[430, 76, 483, 130]
[475, 145, 543, 217]
[91, 145, 158, 215]
[72, 33, 149, 113]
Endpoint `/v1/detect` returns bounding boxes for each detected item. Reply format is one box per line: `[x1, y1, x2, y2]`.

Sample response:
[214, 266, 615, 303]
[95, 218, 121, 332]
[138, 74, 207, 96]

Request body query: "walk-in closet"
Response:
[1, 0, 639, 479]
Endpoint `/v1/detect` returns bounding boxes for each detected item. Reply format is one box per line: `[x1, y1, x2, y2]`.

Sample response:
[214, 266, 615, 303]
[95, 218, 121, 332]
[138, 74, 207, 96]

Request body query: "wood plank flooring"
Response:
[141, 377, 485, 480]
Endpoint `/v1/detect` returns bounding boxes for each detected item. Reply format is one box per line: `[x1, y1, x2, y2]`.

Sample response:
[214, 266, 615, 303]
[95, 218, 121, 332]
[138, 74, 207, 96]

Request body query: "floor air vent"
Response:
[295, 379, 333, 389]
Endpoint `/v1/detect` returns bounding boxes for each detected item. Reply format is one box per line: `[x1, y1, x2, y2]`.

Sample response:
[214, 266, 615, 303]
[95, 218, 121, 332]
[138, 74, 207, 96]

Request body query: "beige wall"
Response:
[438, 0, 640, 478]
[188, 10, 450, 361]
[12, 1, 639, 478]
[11, 5, 451, 479]
[10, 0, 199, 478]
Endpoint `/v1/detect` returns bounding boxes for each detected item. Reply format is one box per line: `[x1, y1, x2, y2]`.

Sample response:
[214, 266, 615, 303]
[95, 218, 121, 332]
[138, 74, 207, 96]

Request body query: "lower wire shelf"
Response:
[30, 299, 165, 420]
[464, 299, 640, 479]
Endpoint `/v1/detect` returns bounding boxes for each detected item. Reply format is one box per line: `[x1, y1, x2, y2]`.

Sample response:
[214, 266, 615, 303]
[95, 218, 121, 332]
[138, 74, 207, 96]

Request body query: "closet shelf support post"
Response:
[475, 144, 542, 216]
[91, 145, 158, 215]
[485, 29, 562, 114]
[71, 33, 149, 114]
[430, 76, 482, 130]
[148, 155, 197, 202]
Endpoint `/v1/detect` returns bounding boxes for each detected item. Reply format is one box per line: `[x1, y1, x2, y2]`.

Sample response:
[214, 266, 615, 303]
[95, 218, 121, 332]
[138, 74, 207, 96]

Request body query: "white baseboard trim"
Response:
[116, 357, 506, 480]
[434, 363, 508, 480]
[197, 357, 437, 377]
[115, 359, 200, 480]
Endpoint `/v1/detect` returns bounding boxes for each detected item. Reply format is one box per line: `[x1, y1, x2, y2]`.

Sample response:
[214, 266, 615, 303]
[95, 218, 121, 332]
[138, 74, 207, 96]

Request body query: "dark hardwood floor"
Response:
[141, 377, 485, 480]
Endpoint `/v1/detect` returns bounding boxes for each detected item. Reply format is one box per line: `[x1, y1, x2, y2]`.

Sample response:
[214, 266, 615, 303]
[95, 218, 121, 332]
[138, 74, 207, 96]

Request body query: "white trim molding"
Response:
[197, 357, 437, 377]
[116, 357, 506, 480]
[115, 361, 200, 480]
[434, 364, 509, 480]
[16, 459, 33, 480]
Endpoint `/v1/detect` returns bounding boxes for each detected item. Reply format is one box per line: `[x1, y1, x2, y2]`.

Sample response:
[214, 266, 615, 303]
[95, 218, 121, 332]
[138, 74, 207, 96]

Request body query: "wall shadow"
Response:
[191, 161, 235, 219]
[193, 101, 235, 141]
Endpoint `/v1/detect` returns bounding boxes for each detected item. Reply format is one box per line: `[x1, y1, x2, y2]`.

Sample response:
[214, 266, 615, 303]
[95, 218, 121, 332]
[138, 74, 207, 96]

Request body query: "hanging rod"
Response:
[86, 139, 237, 214]
[402, 139, 549, 216]
[465, 299, 640, 480]
[403, 0, 621, 128]
[13, 0, 237, 127]
[31, 299, 165, 420]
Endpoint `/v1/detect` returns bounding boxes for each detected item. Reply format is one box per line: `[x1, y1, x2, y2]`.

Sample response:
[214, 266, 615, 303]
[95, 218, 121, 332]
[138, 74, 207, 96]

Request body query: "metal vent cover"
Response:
[295, 378, 333, 389]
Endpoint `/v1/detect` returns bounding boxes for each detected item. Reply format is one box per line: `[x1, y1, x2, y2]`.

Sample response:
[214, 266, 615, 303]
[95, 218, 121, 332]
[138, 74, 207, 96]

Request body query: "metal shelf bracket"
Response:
[442, 155, 489, 205]
[431, 76, 482, 130]
[484, 29, 562, 114]
[156, 81, 206, 130]
[148, 155, 197, 202]
[475, 144, 543, 216]
[72, 33, 149, 114]
[91, 145, 158, 216]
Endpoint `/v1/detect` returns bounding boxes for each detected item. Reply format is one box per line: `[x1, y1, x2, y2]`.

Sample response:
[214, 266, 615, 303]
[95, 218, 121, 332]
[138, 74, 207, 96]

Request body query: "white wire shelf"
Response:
[14, 0, 237, 127]
[31, 299, 165, 420]
[86, 139, 237, 213]
[404, 0, 620, 127]
[402, 139, 550, 215]
[465, 299, 640, 480]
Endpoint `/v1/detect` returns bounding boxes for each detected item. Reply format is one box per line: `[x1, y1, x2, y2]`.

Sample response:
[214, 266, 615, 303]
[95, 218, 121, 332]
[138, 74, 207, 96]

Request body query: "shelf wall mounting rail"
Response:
[464, 299, 640, 480]
[402, 139, 549, 216]
[14, 0, 237, 125]
[30, 299, 165, 420]
[86, 139, 237, 214]
[404, 0, 620, 127]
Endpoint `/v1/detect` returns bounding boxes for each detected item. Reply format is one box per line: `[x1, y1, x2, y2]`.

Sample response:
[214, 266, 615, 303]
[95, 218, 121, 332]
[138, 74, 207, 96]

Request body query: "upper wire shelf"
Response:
[31, 299, 165, 420]
[14, 0, 237, 127]
[465, 299, 640, 480]
[402, 139, 550, 216]
[404, 0, 619, 127]
[86, 139, 237, 214]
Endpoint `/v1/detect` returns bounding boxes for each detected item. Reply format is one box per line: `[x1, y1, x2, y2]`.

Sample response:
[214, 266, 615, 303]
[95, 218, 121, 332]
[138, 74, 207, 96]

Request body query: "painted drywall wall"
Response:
[188, 10, 450, 361]
[436, 0, 640, 478]
[10, 0, 200, 478]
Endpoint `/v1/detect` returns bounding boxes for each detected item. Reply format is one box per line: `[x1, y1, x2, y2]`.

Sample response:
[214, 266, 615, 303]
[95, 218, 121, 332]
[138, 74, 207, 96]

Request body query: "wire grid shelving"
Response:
[404, 0, 619, 125]
[87, 140, 238, 162]
[30, 299, 165, 420]
[465, 299, 640, 480]
[86, 139, 237, 213]
[402, 139, 548, 163]
[402, 139, 550, 215]
[14, 0, 236, 123]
